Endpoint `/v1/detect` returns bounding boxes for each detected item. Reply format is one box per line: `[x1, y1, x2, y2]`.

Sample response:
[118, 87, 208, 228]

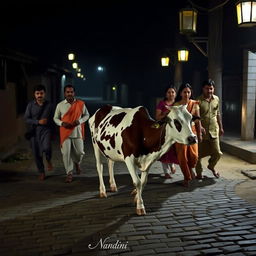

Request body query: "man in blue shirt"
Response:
[24, 84, 53, 180]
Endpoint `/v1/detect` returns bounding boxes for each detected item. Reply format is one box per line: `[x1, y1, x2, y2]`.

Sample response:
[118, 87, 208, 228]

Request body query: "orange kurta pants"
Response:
[175, 142, 198, 181]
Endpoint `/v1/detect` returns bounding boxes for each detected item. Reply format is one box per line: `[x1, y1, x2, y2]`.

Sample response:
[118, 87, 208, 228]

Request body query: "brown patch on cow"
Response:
[96, 141, 106, 155]
[109, 134, 115, 149]
[107, 146, 110, 150]
[109, 112, 126, 128]
[100, 131, 106, 141]
[121, 107, 166, 158]
[100, 115, 111, 130]
[95, 105, 112, 129]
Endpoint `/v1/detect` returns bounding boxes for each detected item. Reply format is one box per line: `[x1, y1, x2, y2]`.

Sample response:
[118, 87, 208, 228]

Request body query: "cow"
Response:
[89, 104, 197, 215]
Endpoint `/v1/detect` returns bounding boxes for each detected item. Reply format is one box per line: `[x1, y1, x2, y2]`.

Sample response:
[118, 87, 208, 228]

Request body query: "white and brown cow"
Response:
[89, 105, 196, 215]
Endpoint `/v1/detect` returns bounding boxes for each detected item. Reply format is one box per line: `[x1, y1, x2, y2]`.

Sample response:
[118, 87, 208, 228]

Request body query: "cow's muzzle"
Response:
[187, 135, 197, 145]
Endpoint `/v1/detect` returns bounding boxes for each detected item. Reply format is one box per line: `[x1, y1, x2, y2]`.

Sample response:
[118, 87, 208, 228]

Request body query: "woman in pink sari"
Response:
[155, 86, 179, 179]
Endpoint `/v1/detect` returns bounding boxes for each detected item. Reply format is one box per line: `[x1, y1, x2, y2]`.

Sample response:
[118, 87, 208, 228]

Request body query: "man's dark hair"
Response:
[202, 79, 215, 88]
[64, 84, 75, 92]
[34, 84, 46, 92]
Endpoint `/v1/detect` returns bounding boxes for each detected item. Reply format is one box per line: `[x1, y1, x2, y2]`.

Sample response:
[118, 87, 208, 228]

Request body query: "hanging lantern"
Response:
[178, 49, 189, 62]
[161, 57, 170, 66]
[68, 53, 75, 60]
[72, 62, 78, 69]
[236, 0, 256, 27]
[179, 8, 198, 34]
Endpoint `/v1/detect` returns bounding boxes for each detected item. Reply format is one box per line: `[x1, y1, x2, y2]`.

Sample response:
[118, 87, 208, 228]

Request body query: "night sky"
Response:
[0, 1, 209, 99]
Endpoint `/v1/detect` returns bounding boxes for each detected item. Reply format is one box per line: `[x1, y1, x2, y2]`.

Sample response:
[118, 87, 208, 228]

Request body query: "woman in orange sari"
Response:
[174, 83, 202, 187]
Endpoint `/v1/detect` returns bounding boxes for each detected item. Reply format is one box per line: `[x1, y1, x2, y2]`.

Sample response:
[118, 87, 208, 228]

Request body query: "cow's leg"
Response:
[125, 158, 146, 216]
[140, 171, 149, 191]
[93, 143, 107, 198]
[108, 159, 117, 192]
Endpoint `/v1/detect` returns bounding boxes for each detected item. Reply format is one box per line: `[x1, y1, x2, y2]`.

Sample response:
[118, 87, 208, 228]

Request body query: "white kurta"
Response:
[54, 99, 90, 174]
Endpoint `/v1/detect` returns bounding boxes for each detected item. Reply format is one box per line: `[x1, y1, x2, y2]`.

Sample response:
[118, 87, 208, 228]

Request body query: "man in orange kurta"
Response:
[54, 85, 90, 182]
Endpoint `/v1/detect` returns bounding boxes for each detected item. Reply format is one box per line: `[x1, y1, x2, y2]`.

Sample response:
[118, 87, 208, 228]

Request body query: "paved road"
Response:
[0, 137, 256, 256]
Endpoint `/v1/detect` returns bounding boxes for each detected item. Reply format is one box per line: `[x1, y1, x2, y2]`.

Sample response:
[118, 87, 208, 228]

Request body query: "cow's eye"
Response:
[174, 119, 182, 132]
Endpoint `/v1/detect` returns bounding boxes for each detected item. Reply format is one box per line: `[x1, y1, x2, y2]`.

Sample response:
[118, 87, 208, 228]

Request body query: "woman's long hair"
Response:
[175, 83, 193, 103]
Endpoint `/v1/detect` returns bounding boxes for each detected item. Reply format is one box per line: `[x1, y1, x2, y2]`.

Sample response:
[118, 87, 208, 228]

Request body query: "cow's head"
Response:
[166, 105, 197, 145]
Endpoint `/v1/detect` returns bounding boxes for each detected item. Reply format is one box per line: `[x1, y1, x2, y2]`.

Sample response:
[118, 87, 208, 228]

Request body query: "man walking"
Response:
[54, 84, 89, 183]
[24, 84, 53, 181]
[196, 79, 224, 179]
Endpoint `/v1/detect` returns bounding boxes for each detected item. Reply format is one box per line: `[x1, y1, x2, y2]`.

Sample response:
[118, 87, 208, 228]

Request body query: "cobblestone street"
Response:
[0, 137, 256, 256]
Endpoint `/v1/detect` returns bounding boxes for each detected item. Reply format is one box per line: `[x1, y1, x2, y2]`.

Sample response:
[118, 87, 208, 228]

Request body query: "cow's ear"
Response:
[192, 115, 200, 121]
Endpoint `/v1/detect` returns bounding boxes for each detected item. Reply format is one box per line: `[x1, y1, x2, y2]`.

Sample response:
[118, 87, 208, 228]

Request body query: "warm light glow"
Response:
[236, 0, 256, 27]
[161, 57, 170, 66]
[81, 74, 84, 78]
[68, 53, 75, 60]
[77, 73, 81, 77]
[178, 49, 189, 62]
[78, 68, 81, 72]
[97, 66, 104, 71]
[179, 8, 197, 34]
[72, 62, 78, 69]
[112, 86, 116, 91]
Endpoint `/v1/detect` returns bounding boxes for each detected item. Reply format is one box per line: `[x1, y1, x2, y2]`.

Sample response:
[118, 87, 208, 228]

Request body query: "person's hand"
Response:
[39, 118, 47, 125]
[201, 126, 206, 135]
[72, 120, 80, 127]
[198, 134, 203, 143]
[62, 122, 72, 128]
[219, 128, 224, 136]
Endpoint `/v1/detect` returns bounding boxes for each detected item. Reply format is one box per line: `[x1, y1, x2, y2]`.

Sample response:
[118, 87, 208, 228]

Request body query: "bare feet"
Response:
[65, 173, 73, 183]
[39, 173, 45, 181]
[196, 174, 203, 180]
[165, 173, 172, 179]
[207, 165, 220, 178]
[75, 163, 81, 175]
[190, 169, 196, 179]
[47, 161, 53, 171]
[170, 164, 176, 174]
[183, 180, 189, 187]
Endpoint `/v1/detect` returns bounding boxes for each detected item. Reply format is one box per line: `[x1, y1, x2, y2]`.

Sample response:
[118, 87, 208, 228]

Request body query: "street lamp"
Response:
[178, 48, 189, 62]
[179, 7, 198, 34]
[236, 0, 256, 27]
[72, 62, 78, 69]
[161, 57, 170, 66]
[68, 53, 75, 60]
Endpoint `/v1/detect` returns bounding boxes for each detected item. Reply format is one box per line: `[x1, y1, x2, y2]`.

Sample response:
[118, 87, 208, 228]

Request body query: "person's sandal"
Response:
[65, 174, 73, 183]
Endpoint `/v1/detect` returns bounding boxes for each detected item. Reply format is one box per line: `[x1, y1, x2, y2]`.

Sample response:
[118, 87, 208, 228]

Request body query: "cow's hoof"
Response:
[100, 192, 107, 198]
[136, 208, 146, 216]
[130, 189, 137, 196]
[110, 185, 117, 192]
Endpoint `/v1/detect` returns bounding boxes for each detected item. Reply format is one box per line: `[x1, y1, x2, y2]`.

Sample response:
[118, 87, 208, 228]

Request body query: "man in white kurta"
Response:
[54, 85, 89, 182]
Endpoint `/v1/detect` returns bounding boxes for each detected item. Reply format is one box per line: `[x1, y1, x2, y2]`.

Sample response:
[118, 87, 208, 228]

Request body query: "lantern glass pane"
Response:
[236, 3, 242, 24]
[68, 53, 75, 60]
[182, 11, 193, 30]
[178, 50, 189, 62]
[161, 57, 169, 66]
[193, 11, 197, 31]
[242, 1, 252, 22]
[252, 2, 256, 21]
